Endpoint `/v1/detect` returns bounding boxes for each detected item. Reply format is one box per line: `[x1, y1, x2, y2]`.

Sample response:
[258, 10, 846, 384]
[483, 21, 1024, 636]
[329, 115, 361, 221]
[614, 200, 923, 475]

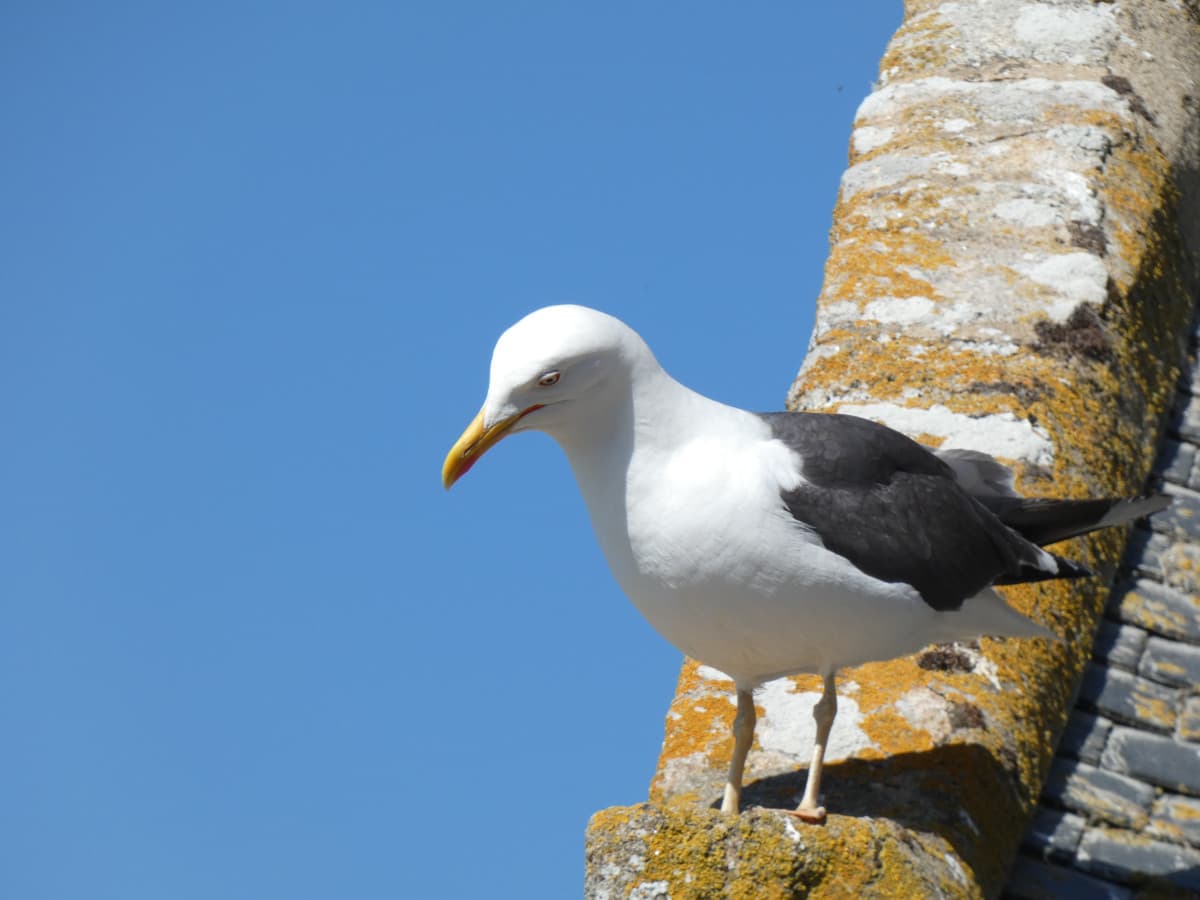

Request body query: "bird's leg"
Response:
[788, 672, 837, 823]
[720, 689, 756, 814]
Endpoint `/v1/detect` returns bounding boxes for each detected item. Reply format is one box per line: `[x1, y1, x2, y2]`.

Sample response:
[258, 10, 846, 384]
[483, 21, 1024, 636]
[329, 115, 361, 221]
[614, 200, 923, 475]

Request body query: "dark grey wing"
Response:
[975, 495, 1171, 546]
[758, 412, 1068, 611]
[937, 446, 1170, 546]
[759, 411, 950, 485]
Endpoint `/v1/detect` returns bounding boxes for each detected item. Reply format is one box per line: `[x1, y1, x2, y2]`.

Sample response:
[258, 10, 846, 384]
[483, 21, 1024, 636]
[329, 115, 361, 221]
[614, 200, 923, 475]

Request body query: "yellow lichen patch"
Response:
[861, 708, 934, 758]
[800, 340, 1130, 474]
[877, 12, 955, 80]
[1132, 694, 1179, 731]
[1117, 590, 1191, 638]
[820, 191, 973, 305]
[848, 100, 985, 169]
[1171, 803, 1200, 822]
[802, 333, 1044, 403]
[586, 804, 984, 900]
[1155, 660, 1187, 678]
[1177, 714, 1200, 743]
[656, 689, 735, 770]
[822, 240, 945, 306]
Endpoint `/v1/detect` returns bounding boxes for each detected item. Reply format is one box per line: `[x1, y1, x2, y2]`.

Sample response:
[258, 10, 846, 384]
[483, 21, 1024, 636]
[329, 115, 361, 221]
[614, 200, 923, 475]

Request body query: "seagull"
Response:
[442, 305, 1167, 822]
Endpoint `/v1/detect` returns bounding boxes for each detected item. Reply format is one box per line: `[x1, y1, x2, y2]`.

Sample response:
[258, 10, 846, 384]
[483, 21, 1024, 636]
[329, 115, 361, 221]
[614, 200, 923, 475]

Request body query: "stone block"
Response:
[1078, 663, 1180, 732]
[1180, 697, 1200, 743]
[1091, 621, 1146, 670]
[1021, 807, 1085, 861]
[1138, 636, 1200, 689]
[1076, 827, 1200, 890]
[1102, 727, 1200, 796]
[1171, 392, 1200, 443]
[1005, 855, 1132, 900]
[1042, 758, 1154, 829]
[1120, 528, 1165, 580]
[1160, 544, 1200, 598]
[1059, 711, 1112, 764]
[1153, 486, 1200, 540]
[1109, 578, 1200, 642]
[1148, 794, 1200, 846]
[1156, 438, 1195, 485]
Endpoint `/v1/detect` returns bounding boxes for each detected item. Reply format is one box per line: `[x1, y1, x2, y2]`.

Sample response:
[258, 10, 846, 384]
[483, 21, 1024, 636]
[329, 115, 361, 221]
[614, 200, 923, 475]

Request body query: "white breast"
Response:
[569, 407, 938, 685]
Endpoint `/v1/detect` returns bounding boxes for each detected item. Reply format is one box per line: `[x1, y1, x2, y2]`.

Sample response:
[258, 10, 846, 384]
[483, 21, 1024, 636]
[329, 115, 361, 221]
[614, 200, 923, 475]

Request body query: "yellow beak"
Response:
[442, 404, 542, 489]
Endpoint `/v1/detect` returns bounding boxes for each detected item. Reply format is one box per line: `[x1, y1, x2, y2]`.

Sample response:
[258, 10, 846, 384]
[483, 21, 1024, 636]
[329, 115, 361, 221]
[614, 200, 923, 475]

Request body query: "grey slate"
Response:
[1157, 439, 1195, 485]
[1076, 827, 1200, 890]
[1101, 726, 1200, 795]
[1021, 807, 1086, 861]
[1091, 621, 1146, 670]
[1059, 711, 1113, 765]
[1108, 578, 1200, 642]
[1149, 795, 1200, 846]
[1138, 636, 1200, 688]
[1078, 663, 1180, 732]
[1179, 697, 1200, 742]
[1011, 307, 1200, 898]
[1151, 485, 1200, 540]
[1005, 856, 1133, 900]
[1171, 392, 1200, 443]
[1042, 758, 1154, 829]
[1120, 528, 1165, 579]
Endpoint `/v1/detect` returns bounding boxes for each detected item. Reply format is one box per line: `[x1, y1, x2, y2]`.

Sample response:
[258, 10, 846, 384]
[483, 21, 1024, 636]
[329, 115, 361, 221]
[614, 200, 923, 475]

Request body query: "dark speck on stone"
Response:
[1067, 220, 1107, 256]
[948, 700, 986, 730]
[1100, 74, 1157, 124]
[1033, 304, 1113, 363]
[917, 643, 976, 672]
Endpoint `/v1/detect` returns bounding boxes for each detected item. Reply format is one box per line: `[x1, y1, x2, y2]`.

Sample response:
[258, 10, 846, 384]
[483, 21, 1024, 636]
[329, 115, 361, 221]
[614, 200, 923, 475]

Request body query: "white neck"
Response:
[549, 356, 752, 539]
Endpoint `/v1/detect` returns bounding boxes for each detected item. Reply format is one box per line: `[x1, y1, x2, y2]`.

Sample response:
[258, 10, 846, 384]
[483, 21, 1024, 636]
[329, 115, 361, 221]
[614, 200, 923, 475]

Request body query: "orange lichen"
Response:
[877, 12, 955, 81]
[587, 805, 983, 900]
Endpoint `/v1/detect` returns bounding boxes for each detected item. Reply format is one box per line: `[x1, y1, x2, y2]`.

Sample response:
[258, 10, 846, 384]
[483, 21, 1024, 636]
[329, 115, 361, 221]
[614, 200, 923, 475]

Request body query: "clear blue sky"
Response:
[2, 4, 901, 898]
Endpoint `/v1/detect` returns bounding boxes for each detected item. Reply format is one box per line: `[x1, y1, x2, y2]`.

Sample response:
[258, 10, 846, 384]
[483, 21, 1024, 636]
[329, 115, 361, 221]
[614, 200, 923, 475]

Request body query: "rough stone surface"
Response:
[1076, 828, 1200, 890]
[1181, 697, 1200, 743]
[1021, 807, 1085, 862]
[1014, 327, 1200, 894]
[1108, 578, 1200, 642]
[1139, 636, 1200, 689]
[1091, 621, 1147, 671]
[585, 805, 980, 900]
[1157, 439, 1195, 486]
[1102, 727, 1200, 796]
[1149, 795, 1200, 847]
[1057, 711, 1112, 765]
[1042, 758, 1155, 829]
[586, 1, 1200, 896]
[1078, 663, 1181, 732]
[1120, 528, 1165, 580]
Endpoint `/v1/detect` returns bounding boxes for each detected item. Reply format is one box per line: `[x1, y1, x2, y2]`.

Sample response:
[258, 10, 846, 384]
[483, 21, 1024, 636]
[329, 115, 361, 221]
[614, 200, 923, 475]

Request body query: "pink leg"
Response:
[786, 672, 837, 823]
[720, 689, 756, 814]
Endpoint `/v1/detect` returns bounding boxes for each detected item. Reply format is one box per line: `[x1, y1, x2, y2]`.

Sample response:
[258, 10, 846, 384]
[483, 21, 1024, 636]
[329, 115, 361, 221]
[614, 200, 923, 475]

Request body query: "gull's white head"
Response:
[442, 305, 653, 488]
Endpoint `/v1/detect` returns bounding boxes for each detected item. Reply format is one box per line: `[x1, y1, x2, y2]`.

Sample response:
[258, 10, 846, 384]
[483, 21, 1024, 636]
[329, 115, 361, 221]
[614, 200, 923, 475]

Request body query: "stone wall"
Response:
[1008, 324, 1200, 897]
[586, 2, 1200, 896]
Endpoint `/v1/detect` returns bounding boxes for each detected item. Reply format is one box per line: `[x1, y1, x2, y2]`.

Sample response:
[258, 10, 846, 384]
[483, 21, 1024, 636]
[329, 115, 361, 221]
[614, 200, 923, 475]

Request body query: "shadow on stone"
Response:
[726, 743, 1029, 886]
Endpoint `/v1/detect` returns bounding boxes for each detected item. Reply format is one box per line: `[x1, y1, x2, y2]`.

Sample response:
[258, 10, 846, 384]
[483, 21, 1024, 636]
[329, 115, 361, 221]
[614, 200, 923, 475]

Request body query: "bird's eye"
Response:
[537, 371, 560, 387]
